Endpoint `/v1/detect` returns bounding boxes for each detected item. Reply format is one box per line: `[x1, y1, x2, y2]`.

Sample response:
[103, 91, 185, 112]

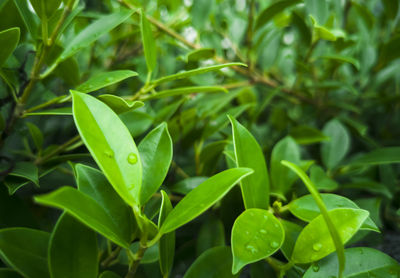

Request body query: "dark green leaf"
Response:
[310, 165, 338, 191]
[186, 48, 215, 62]
[348, 147, 400, 166]
[196, 216, 225, 256]
[0, 228, 49, 278]
[255, 0, 301, 30]
[76, 70, 138, 93]
[0, 27, 20, 68]
[169, 177, 208, 195]
[140, 9, 157, 72]
[49, 213, 98, 278]
[290, 125, 330, 145]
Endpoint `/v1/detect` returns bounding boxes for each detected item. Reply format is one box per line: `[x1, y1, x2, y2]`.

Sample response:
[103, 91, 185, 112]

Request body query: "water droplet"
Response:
[259, 229, 267, 234]
[270, 241, 279, 248]
[127, 153, 138, 164]
[104, 149, 114, 158]
[311, 254, 319, 261]
[263, 215, 268, 220]
[312, 264, 320, 272]
[106, 77, 114, 82]
[274, 223, 279, 228]
[246, 245, 257, 254]
[313, 242, 322, 251]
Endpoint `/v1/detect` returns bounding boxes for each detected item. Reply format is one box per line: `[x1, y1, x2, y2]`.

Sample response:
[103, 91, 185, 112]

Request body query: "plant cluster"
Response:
[0, 0, 400, 277]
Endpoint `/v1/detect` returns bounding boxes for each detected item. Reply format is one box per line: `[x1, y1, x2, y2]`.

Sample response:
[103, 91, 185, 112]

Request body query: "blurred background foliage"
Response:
[0, 0, 400, 277]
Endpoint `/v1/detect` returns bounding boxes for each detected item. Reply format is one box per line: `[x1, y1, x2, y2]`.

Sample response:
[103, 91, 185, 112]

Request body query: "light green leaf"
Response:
[76, 70, 138, 93]
[49, 213, 98, 278]
[303, 247, 400, 278]
[60, 9, 133, 61]
[140, 9, 157, 72]
[75, 164, 136, 247]
[144, 86, 227, 100]
[169, 177, 208, 195]
[152, 63, 247, 85]
[289, 193, 379, 232]
[321, 119, 350, 170]
[98, 95, 143, 114]
[0, 228, 50, 278]
[158, 190, 175, 277]
[71, 90, 142, 207]
[35, 186, 131, 248]
[186, 48, 215, 62]
[160, 168, 253, 234]
[139, 123, 172, 205]
[291, 208, 369, 264]
[310, 165, 338, 191]
[348, 147, 400, 166]
[231, 209, 284, 274]
[270, 136, 301, 195]
[184, 246, 238, 278]
[289, 125, 330, 145]
[229, 116, 269, 209]
[255, 0, 301, 30]
[0, 27, 20, 68]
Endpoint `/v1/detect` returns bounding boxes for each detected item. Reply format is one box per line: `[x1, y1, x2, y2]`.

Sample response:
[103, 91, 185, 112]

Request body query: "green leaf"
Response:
[184, 246, 238, 278]
[319, 55, 360, 70]
[303, 247, 400, 278]
[34, 186, 131, 248]
[71, 90, 142, 207]
[270, 136, 301, 195]
[76, 70, 138, 93]
[305, 0, 328, 25]
[169, 177, 208, 195]
[158, 191, 175, 277]
[289, 125, 330, 145]
[14, 0, 38, 39]
[29, 0, 61, 19]
[26, 122, 44, 150]
[6, 162, 39, 186]
[289, 193, 379, 232]
[144, 86, 227, 100]
[60, 9, 133, 61]
[0, 228, 50, 278]
[321, 119, 350, 170]
[139, 123, 172, 205]
[140, 9, 157, 72]
[152, 63, 247, 85]
[309, 165, 338, 191]
[99, 271, 121, 278]
[255, 0, 301, 30]
[382, 0, 399, 19]
[196, 216, 225, 256]
[229, 116, 269, 209]
[231, 209, 284, 274]
[160, 168, 253, 234]
[186, 48, 215, 62]
[98, 95, 143, 114]
[291, 208, 369, 264]
[49, 213, 98, 278]
[118, 242, 159, 265]
[75, 164, 136, 247]
[280, 219, 302, 260]
[0, 27, 20, 68]
[0, 269, 23, 278]
[348, 147, 400, 166]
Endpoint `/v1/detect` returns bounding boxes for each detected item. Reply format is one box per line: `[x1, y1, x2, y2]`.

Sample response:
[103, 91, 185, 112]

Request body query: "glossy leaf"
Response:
[49, 213, 98, 278]
[0, 228, 50, 278]
[255, 0, 301, 30]
[291, 208, 369, 264]
[144, 86, 227, 100]
[6, 162, 39, 186]
[303, 247, 400, 278]
[231, 209, 284, 274]
[138, 123, 172, 205]
[71, 90, 142, 207]
[0, 27, 20, 68]
[34, 186, 131, 248]
[289, 193, 379, 232]
[229, 116, 269, 209]
[75, 164, 136, 247]
[29, 0, 61, 19]
[348, 147, 400, 166]
[289, 125, 330, 145]
[184, 246, 238, 278]
[321, 119, 350, 170]
[160, 168, 253, 234]
[76, 70, 138, 93]
[169, 177, 208, 195]
[158, 191, 175, 277]
[60, 9, 133, 61]
[98, 95, 143, 114]
[152, 63, 246, 85]
[140, 9, 157, 72]
[270, 136, 301, 195]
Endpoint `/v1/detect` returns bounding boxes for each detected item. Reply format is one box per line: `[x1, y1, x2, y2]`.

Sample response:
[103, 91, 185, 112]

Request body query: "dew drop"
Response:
[127, 153, 138, 164]
[313, 242, 322, 251]
[259, 229, 267, 234]
[312, 264, 320, 272]
[104, 149, 114, 158]
[270, 241, 279, 248]
[246, 245, 257, 254]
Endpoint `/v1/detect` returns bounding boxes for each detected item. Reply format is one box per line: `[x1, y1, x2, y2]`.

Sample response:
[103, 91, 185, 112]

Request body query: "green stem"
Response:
[125, 243, 147, 278]
[281, 160, 345, 278]
[34, 135, 80, 165]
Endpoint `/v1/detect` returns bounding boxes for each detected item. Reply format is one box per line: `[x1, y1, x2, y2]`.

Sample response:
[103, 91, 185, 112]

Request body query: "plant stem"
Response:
[101, 246, 122, 268]
[35, 135, 80, 165]
[125, 243, 147, 278]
